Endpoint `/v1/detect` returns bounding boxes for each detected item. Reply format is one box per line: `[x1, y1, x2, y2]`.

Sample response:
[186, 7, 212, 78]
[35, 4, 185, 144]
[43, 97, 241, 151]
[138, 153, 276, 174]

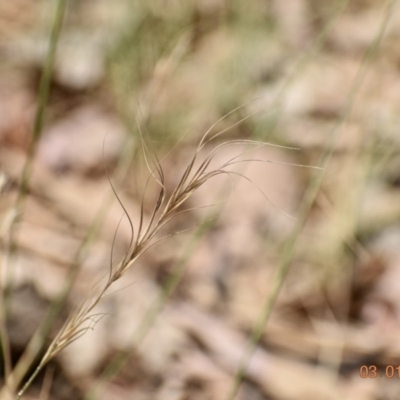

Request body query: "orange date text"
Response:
[359, 365, 400, 378]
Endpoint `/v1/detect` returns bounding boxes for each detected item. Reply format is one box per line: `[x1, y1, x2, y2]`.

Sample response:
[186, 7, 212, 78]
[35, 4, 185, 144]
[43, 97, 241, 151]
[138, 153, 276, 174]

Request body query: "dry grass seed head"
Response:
[41, 98, 321, 365]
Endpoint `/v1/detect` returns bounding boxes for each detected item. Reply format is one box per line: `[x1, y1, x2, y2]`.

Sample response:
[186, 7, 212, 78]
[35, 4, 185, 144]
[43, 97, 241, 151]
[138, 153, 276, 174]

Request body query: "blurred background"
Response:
[1, 0, 400, 399]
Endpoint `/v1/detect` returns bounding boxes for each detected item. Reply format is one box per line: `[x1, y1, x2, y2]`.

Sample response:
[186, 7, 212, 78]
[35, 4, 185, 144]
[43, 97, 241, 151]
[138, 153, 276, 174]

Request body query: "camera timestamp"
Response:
[360, 365, 400, 378]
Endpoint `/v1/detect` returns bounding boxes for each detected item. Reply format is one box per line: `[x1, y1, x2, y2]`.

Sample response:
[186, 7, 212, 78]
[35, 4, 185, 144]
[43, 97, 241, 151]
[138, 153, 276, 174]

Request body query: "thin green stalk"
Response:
[0, 0, 68, 395]
[224, 2, 396, 399]
[11, 1, 188, 391]
[9, 134, 136, 398]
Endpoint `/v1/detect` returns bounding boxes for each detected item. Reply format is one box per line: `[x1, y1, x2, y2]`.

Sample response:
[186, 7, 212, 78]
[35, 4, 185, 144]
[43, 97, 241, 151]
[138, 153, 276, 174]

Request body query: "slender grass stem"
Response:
[224, 2, 396, 399]
[9, 138, 136, 399]
[0, 0, 68, 397]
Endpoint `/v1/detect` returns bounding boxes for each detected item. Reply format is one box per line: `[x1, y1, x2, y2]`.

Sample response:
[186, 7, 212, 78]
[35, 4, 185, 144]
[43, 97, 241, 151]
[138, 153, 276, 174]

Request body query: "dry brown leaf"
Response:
[170, 304, 344, 400]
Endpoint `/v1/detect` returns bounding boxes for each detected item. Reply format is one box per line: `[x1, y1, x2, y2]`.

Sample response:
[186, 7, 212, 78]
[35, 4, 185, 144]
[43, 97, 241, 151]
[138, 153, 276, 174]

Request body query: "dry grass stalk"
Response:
[14, 105, 320, 398]
[40, 137, 300, 362]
